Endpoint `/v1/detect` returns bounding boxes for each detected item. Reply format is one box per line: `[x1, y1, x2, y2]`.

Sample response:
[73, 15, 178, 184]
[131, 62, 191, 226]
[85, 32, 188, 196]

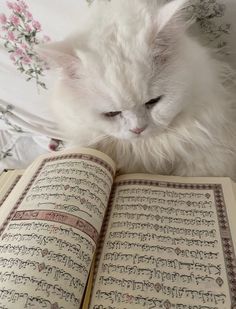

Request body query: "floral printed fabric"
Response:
[0, 0, 50, 89]
[188, 0, 231, 50]
[0, 0, 234, 91]
[0, 0, 87, 172]
[187, 0, 236, 61]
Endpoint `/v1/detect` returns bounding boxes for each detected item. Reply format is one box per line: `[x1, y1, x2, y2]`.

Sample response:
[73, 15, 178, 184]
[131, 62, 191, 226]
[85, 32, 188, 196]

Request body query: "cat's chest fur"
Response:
[91, 115, 236, 180]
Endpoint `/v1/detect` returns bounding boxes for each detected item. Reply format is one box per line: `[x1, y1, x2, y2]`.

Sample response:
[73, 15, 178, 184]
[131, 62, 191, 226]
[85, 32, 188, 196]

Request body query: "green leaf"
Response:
[17, 67, 25, 72]
[37, 81, 47, 90]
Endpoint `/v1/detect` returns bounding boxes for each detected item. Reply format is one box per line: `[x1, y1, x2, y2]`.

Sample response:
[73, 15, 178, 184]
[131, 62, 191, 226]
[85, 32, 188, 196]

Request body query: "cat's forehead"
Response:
[96, 74, 148, 111]
[83, 53, 153, 109]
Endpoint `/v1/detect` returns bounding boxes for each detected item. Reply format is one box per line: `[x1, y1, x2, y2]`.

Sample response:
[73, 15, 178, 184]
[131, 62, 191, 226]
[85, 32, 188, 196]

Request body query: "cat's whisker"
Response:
[87, 134, 111, 146]
[158, 123, 196, 146]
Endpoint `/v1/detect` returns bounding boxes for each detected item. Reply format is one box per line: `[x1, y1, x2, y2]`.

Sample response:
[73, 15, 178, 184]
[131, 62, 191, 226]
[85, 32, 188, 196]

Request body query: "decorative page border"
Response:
[112, 179, 236, 306]
[0, 175, 21, 207]
[0, 153, 114, 244]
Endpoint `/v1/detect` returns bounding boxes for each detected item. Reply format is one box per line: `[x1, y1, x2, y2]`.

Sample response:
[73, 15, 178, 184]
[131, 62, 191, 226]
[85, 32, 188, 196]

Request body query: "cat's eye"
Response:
[145, 96, 163, 109]
[104, 111, 122, 118]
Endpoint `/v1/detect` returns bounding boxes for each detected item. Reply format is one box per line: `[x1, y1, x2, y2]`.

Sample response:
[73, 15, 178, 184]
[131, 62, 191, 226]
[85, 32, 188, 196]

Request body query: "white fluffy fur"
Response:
[41, 0, 236, 178]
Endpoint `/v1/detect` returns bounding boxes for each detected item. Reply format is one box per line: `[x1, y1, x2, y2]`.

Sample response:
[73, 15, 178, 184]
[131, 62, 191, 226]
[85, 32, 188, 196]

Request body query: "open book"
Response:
[0, 148, 235, 309]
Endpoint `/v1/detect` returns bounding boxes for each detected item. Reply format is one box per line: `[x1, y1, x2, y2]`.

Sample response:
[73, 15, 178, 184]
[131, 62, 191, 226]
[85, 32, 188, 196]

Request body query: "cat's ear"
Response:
[151, 0, 189, 63]
[157, 0, 188, 33]
[36, 41, 81, 78]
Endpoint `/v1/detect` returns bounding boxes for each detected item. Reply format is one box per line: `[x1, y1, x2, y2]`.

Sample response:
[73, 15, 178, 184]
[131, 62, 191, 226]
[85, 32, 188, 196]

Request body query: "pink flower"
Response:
[6, 1, 14, 9]
[18, 0, 28, 10]
[25, 11, 32, 20]
[7, 31, 15, 41]
[25, 24, 31, 32]
[0, 13, 7, 24]
[20, 43, 28, 49]
[12, 3, 22, 13]
[32, 20, 41, 31]
[10, 14, 20, 26]
[22, 55, 30, 64]
[2, 0, 50, 89]
[15, 48, 23, 56]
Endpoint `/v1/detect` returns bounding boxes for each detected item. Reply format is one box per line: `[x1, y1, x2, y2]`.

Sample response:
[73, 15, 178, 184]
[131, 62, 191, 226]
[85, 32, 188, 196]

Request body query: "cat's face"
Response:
[70, 54, 188, 142]
[40, 0, 189, 143]
[101, 95, 164, 140]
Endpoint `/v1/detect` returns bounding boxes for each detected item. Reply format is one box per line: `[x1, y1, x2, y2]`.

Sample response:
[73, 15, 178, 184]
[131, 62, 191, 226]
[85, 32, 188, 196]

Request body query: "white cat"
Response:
[40, 0, 236, 178]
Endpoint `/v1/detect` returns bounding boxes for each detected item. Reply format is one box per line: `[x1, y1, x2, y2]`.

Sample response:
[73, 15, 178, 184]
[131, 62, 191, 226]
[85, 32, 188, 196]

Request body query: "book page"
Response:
[82, 257, 96, 309]
[91, 174, 236, 309]
[232, 182, 236, 200]
[0, 170, 24, 205]
[0, 148, 115, 309]
[0, 172, 10, 192]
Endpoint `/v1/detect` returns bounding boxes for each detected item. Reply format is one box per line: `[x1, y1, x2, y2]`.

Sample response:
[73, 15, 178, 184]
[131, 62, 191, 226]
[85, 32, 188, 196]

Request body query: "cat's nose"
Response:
[130, 127, 146, 135]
